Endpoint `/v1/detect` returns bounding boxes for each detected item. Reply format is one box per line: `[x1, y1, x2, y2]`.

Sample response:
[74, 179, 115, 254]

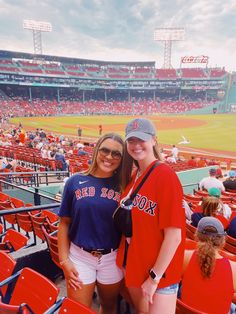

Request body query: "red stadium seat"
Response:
[0, 267, 59, 313]
[45, 297, 96, 314]
[0, 229, 28, 252]
[42, 226, 61, 269]
[0, 251, 16, 298]
[186, 223, 197, 240]
[176, 298, 207, 314]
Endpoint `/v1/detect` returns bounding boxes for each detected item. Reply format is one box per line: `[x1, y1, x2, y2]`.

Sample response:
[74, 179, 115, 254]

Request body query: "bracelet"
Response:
[59, 258, 70, 266]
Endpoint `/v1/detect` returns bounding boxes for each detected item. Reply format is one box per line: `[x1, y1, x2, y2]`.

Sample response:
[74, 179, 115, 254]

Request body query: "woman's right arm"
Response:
[58, 217, 82, 290]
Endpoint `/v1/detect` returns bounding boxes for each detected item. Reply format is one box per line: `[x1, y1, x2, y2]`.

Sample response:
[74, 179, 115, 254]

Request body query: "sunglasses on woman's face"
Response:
[98, 147, 122, 160]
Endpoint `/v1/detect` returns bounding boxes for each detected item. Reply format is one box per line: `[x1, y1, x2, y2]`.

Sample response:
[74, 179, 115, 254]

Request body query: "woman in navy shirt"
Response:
[58, 133, 124, 314]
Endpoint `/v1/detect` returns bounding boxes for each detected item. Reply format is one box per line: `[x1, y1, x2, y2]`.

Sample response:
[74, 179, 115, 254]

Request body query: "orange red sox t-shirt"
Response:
[116, 160, 186, 288]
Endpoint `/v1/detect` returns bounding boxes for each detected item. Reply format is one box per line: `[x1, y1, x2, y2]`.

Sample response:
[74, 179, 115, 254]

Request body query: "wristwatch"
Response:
[149, 269, 163, 283]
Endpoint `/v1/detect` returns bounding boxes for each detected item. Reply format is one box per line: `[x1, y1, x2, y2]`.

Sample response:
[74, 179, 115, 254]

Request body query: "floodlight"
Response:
[23, 19, 52, 54]
[154, 28, 185, 68]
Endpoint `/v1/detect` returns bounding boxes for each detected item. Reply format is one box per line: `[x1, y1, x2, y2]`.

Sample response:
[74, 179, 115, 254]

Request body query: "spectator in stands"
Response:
[227, 217, 236, 239]
[187, 156, 197, 168]
[223, 171, 236, 191]
[191, 196, 229, 229]
[196, 157, 207, 168]
[39, 129, 46, 139]
[183, 199, 193, 221]
[58, 133, 124, 314]
[77, 145, 88, 157]
[199, 168, 225, 192]
[35, 139, 44, 150]
[116, 118, 185, 314]
[208, 187, 231, 219]
[0, 157, 17, 172]
[181, 217, 236, 314]
[55, 148, 68, 171]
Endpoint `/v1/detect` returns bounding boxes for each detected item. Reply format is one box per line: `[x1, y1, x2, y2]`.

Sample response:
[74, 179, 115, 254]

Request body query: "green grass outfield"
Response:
[10, 114, 236, 153]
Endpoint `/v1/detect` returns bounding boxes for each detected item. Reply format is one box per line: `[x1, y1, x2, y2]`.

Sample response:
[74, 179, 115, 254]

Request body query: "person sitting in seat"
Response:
[180, 217, 236, 314]
[191, 196, 229, 230]
[0, 157, 17, 172]
[199, 168, 225, 192]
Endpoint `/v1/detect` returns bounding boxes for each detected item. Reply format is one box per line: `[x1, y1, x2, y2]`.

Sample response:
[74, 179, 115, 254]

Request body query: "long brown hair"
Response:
[195, 228, 225, 278]
[121, 136, 162, 190]
[83, 133, 124, 188]
[201, 196, 220, 217]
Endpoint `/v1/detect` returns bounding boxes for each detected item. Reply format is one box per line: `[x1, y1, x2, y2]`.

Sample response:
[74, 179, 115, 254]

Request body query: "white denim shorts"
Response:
[69, 243, 124, 285]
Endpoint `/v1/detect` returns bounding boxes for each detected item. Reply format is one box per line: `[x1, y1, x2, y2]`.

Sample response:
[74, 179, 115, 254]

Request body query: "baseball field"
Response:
[10, 114, 236, 156]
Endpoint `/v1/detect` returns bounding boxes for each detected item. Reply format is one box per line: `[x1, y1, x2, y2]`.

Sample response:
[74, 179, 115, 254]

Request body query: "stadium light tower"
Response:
[154, 28, 185, 69]
[23, 19, 52, 55]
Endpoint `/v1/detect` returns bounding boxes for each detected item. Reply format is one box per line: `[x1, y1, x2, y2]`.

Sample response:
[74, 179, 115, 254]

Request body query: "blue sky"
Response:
[0, 0, 235, 71]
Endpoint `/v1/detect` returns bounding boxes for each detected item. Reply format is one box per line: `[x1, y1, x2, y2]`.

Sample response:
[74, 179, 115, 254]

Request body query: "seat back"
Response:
[16, 213, 33, 234]
[0, 252, 16, 298]
[42, 226, 61, 268]
[59, 297, 96, 314]
[224, 234, 236, 254]
[42, 210, 59, 224]
[29, 213, 46, 242]
[186, 223, 197, 240]
[176, 298, 207, 314]
[3, 229, 28, 251]
[9, 267, 59, 314]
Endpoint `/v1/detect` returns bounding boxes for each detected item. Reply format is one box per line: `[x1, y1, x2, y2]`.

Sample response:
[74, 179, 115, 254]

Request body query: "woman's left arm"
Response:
[141, 227, 182, 303]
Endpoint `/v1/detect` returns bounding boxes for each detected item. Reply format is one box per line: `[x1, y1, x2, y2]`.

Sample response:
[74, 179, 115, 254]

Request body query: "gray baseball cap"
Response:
[125, 118, 156, 141]
[197, 217, 225, 236]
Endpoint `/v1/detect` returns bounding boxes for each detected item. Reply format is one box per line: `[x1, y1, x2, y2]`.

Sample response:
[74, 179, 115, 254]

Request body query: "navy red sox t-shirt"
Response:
[59, 173, 121, 250]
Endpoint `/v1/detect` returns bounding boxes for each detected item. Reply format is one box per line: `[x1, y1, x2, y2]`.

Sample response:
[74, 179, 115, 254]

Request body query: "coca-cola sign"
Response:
[181, 55, 209, 64]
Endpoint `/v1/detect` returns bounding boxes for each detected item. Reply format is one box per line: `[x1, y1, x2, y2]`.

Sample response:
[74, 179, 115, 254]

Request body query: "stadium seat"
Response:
[41, 210, 59, 224]
[193, 190, 208, 198]
[16, 212, 36, 244]
[184, 194, 202, 204]
[0, 267, 59, 313]
[176, 298, 207, 313]
[219, 249, 236, 262]
[0, 228, 28, 252]
[42, 226, 61, 269]
[186, 223, 197, 241]
[29, 212, 47, 243]
[224, 235, 236, 254]
[0, 251, 16, 299]
[45, 297, 96, 314]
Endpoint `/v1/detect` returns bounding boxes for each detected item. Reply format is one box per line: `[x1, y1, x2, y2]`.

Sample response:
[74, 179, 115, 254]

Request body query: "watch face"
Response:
[149, 270, 156, 280]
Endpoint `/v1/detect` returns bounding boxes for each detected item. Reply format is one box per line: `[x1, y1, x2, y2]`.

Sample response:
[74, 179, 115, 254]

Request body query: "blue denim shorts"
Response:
[156, 283, 179, 295]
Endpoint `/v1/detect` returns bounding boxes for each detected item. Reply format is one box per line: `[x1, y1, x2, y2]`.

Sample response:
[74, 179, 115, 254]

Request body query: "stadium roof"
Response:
[0, 50, 155, 67]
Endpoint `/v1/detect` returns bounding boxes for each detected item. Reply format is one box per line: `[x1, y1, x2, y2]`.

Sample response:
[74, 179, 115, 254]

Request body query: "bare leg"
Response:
[97, 280, 123, 314]
[67, 281, 96, 308]
[128, 286, 149, 314]
[149, 292, 177, 314]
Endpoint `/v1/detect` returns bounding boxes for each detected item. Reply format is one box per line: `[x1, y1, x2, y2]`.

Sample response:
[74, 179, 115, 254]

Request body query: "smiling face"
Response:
[126, 136, 156, 166]
[94, 138, 123, 178]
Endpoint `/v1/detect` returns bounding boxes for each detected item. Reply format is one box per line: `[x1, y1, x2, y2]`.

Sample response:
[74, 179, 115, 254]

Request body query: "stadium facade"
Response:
[0, 49, 236, 117]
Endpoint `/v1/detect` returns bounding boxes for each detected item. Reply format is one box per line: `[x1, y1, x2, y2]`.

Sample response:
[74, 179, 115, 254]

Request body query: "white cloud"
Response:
[0, 0, 235, 71]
